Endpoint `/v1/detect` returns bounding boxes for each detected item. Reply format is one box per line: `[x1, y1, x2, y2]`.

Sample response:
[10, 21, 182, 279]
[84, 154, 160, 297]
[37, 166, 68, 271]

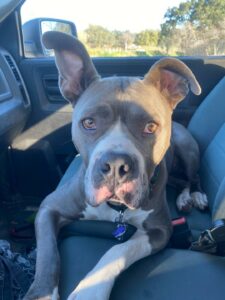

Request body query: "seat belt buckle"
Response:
[170, 217, 192, 249]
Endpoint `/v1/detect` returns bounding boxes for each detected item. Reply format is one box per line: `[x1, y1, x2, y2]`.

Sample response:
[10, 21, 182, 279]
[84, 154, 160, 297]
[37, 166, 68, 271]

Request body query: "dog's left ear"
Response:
[143, 58, 201, 109]
[42, 31, 100, 106]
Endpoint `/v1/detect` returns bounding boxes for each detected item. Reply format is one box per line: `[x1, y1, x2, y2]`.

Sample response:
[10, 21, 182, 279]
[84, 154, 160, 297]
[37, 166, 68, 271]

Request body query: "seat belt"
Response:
[170, 217, 192, 249]
[170, 217, 225, 256]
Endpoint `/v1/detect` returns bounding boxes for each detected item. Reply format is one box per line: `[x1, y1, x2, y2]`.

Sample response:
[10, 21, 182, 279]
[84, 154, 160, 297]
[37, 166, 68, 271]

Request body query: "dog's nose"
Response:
[99, 152, 135, 181]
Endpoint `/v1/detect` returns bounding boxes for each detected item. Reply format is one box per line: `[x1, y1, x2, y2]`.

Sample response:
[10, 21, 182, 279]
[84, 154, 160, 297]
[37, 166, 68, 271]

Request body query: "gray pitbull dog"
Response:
[25, 31, 203, 300]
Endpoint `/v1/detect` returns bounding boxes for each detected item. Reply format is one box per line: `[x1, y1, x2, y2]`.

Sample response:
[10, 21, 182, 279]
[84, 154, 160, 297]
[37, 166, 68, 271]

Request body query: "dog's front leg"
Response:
[24, 176, 85, 300]
[68, 231, 151, 300]
[24, 208, 62, 300]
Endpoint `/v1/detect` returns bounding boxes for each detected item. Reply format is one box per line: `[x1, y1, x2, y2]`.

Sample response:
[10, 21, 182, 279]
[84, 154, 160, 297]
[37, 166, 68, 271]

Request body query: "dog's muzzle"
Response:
[90, 152, 142, 208]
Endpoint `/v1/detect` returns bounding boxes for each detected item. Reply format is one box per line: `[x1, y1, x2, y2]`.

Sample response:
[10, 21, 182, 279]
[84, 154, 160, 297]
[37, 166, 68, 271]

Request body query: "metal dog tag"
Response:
[112, 209, 127, 241]
[112, 223, 127, 241]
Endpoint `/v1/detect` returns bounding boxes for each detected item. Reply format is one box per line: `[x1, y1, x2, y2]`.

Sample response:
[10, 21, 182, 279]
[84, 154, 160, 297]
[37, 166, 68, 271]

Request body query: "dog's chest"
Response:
[82, 203, 152, 230]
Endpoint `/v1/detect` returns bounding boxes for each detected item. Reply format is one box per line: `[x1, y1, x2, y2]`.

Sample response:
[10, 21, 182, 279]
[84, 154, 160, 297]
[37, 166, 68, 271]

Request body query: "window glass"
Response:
[21, 0, 225, 57]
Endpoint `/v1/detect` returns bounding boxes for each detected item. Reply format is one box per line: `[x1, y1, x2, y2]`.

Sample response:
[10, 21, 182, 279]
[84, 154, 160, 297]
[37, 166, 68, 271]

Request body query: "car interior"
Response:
[0, 0, 225, 299]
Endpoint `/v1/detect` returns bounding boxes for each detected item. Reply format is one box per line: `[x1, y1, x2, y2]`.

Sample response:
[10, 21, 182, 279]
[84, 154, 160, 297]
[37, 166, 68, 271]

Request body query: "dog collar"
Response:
[107, 201, 127, 213]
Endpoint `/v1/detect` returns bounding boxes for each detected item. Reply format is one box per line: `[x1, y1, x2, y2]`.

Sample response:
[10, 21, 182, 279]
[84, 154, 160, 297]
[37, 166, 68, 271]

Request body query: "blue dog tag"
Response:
[113, 223, 127, 240]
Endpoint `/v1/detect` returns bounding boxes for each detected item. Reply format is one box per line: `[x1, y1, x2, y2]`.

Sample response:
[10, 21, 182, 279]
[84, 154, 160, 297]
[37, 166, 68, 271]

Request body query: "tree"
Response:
[190, 0, 225, 29]
[112, 30, 124, 48]
[135, 30, 159, 47]
[160, 0, 225, 55]
[85, 25, 115, 48]
[162, 0, 225, 30]
[121, 31, 135, 50]
[110, 30, 134, 50]
[159, 23, 179, 54]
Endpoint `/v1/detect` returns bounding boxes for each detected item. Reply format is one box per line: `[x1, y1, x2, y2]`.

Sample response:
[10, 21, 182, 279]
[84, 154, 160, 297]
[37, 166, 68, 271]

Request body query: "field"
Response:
[84, 46, 178, 57]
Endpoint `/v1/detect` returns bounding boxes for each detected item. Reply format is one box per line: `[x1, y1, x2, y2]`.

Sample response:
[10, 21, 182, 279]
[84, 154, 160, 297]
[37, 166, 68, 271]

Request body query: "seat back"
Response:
[214, 177, 225, 220]
[200, 124, 225, 212]
[188, 77, 225, 216]
[188, 76, 225, 154]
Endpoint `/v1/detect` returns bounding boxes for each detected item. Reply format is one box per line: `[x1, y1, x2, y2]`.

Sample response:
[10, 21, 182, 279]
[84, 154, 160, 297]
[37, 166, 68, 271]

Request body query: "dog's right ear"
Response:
[42, 31, 100, 106]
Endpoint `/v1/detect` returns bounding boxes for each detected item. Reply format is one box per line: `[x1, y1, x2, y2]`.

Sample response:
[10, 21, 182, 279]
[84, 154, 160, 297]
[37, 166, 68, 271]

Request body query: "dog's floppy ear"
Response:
[42, 31, 100, 106]
[143, 58, 201, 109]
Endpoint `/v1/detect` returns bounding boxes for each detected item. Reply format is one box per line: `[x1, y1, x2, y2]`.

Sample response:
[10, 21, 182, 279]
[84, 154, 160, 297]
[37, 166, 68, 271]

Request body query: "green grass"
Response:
[86, 46, 175, 57]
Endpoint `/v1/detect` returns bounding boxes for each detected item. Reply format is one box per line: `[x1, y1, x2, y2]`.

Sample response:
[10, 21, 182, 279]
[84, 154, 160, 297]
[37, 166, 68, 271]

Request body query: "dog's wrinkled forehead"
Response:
[71, 76, 173, 168]
[73, 76, 170, 126]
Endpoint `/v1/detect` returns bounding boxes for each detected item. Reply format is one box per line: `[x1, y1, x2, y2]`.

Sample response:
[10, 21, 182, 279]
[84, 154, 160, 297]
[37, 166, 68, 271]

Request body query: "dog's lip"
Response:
[107, 199, 122, 207]
[107, 196, 122, 204]
[107, 194, 122, 204]
[107, 195, 136, 210]
[107, 194, 123, 203]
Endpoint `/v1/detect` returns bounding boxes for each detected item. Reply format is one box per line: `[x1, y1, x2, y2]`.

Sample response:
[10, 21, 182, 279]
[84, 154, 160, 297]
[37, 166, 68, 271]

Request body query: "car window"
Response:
[20, 0, 225, 57]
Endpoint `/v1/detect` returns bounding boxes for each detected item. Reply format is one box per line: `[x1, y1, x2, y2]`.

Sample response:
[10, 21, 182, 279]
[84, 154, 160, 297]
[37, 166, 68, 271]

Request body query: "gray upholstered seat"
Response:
[59, 237, 225, 300]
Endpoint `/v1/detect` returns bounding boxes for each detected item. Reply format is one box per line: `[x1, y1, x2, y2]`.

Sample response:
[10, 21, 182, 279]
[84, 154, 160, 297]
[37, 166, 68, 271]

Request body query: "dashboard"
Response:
[0, 47, 30, 150]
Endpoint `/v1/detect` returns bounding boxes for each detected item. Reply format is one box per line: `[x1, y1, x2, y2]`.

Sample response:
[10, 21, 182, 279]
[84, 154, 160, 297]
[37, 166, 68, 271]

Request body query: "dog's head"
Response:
[43, 31, 201, 209]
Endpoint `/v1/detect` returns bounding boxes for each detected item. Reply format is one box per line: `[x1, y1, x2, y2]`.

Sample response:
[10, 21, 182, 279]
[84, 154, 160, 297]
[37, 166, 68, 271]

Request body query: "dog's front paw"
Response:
[24, 297, 52, 300]
[68, 278, 111, 300]
[176, 188, 193, 212]
[23, 285, 59, 300]
[67, 290, 94, 300]
[68, 288, 109, 300]
[191, 192, 208, 210]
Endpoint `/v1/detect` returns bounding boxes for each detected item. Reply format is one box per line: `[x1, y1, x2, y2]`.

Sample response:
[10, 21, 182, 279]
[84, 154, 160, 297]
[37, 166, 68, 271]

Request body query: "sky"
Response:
[21, 0, 182, 33]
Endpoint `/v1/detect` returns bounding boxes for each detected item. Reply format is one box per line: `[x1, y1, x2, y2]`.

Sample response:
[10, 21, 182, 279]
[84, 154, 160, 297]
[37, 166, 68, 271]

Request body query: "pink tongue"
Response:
[94, 186, 113, 204]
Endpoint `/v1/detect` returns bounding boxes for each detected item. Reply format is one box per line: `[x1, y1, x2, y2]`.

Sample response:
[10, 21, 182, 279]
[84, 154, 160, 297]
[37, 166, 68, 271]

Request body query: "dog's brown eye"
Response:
[82, 118, 96, 130]
[143, 122, 158, 134]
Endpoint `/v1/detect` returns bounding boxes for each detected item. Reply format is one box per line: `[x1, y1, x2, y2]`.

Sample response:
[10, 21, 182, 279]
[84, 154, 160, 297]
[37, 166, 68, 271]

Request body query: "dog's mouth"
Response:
[107, 196, 136, 210]
[106, 188, 138, 210]
[107, 193, 127, 205]
[91, 180, 139, 209]
[108, 194, 120, 202]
